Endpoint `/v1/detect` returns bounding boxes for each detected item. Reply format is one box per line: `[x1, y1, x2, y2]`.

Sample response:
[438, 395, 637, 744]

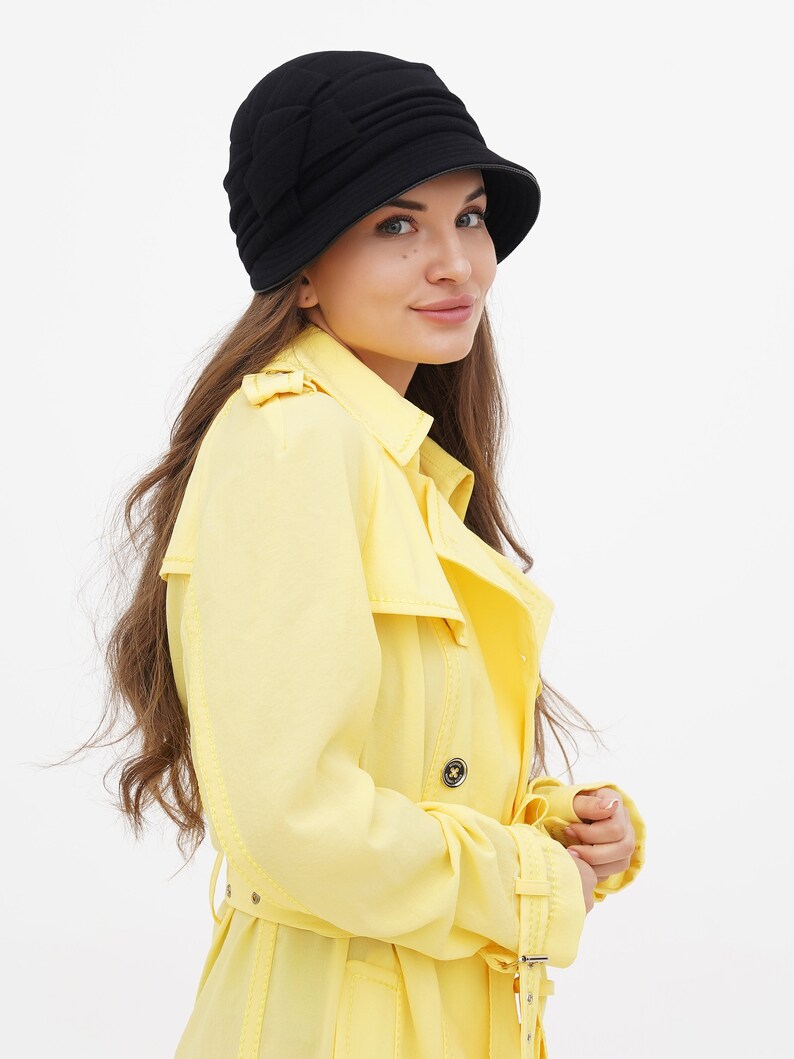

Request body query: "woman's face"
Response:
[297, 168, 497, 395]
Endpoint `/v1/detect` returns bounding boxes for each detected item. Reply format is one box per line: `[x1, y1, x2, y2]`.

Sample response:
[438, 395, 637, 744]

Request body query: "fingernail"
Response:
[568, 849, 580, 857]
[598, 797, 618, 810]
[564, 826, 576, 838]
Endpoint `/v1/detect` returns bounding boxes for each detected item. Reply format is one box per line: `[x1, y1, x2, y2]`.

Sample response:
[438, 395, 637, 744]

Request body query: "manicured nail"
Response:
[598, 797, 618, 810]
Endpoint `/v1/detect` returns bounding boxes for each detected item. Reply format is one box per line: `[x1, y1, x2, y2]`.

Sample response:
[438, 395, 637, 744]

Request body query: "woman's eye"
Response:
[458, 207, 489, 228]
[375, 206, 489, 237]
[376, 215, 414, 236]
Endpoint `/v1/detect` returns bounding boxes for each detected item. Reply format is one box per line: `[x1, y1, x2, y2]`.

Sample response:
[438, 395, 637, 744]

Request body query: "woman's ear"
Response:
[298, 273, 320, 309]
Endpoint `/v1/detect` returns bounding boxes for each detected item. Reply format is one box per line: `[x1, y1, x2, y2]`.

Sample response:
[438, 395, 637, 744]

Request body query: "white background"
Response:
[3, 1, 791, 1056]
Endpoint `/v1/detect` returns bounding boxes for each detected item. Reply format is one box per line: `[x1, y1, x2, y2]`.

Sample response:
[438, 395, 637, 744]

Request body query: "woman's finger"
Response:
[568, 850, 598, 912]
[593, 859, 631, 880]
[572, 790, 622, 823]
[564, 831, 634, 867]
[565, 812, 626, 845]
[576, 850, 632, 877]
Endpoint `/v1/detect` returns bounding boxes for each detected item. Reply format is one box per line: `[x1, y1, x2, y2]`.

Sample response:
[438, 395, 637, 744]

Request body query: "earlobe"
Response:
[298, 274, 319, 308]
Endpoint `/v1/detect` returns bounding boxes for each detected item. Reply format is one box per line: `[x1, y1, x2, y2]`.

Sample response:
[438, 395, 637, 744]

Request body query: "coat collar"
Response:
[263, 323, 553, 698]
[275, 324, 476, 519]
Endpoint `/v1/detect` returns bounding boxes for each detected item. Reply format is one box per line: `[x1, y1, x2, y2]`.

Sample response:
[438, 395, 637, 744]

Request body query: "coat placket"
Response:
[418, 472, 566, 1058]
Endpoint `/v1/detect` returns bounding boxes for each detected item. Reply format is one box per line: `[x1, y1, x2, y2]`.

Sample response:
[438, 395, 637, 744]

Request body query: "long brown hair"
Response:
[71, 274, 603, 863]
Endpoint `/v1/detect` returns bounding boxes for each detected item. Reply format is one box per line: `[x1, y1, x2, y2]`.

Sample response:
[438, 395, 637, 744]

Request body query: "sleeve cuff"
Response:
[519, 778, 647, 903]
[522, 776, 604, 843]
[590, 783, 646, 902]
[512, 823, 586, 968]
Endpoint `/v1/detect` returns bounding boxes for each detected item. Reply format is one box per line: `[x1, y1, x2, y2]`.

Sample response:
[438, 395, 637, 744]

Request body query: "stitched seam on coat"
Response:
[368, 594, 461, 610]
[419, 447, 465, 487]
[541, 841, 561, 954]
[535, 838, 550, 963]
[506, 827, 543, 958]
[238, 918, 265, 1059]
[518, 829, 539, 970]
[394, 410, 430, 458]
[204, 389, 239, 468]
[193, 389, 240, 545]
[395, 971, 403, 1057]
[346, 974, 399, 1057]
[348, 972, 399, 989]
[359, 441, 380, 558]
[183, 388, 384, 915]
[160, 392, 237, 572]
[488, 967, 496, 1059]
[291, 347, 427, 460]
[186, 578, 313, 914]
[419, 448, 473, 520]
[518, 833, 553, 1059]
[491, 551, 549, 607]
[274, 391, 286, 451]
[251, 922, 277, 1059]
[421, 616, 459, 802]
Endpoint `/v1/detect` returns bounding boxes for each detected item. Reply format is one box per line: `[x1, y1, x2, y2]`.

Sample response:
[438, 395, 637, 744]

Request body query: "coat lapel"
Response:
[361, 456, 469, 646]
[416, 434, 554, 655]
[259, 324, 555, 656]
[422, 469, 554, 651]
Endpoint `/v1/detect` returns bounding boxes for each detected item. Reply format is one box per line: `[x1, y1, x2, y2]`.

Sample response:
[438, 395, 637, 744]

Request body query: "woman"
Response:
[100, 51, 646, 1057]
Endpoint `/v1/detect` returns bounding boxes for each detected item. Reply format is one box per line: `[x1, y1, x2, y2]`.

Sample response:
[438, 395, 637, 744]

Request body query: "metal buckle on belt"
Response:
[514, 956, 549, 1025]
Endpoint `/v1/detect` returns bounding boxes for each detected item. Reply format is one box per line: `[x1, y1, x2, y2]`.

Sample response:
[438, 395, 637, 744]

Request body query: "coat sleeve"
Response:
[165, 386, 587, 967]
[521, 776, 646, 902]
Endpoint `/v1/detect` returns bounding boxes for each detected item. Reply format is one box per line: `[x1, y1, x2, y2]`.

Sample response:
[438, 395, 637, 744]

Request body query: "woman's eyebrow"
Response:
[379, 184, 487, 212]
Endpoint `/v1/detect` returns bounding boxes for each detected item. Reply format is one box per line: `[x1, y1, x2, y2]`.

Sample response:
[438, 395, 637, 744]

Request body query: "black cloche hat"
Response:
[223, 50, 541, 293]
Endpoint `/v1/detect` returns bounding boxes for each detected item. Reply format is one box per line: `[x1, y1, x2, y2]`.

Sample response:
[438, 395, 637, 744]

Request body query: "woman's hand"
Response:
[565, 788, 636, 882]
[567, 849, 598, 913]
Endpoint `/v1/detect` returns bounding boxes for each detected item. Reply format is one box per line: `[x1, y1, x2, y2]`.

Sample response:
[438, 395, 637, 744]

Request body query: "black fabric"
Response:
[223, 50, 541, 293]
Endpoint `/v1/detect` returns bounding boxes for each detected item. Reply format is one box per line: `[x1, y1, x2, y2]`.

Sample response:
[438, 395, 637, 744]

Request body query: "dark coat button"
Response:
[442, 757, 468, 787]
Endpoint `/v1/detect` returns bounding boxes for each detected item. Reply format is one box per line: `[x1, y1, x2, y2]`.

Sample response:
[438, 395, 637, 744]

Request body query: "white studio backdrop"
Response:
[2, 2, 791, 1056]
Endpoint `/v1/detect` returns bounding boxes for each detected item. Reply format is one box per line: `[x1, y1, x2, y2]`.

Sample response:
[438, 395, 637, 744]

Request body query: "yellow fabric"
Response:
[524, 778, 646, 902]
[159, 323, 646, 1058]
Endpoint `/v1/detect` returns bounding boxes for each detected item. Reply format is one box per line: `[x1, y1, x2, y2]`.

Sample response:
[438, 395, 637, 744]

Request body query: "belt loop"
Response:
[208, 848, 225, 926]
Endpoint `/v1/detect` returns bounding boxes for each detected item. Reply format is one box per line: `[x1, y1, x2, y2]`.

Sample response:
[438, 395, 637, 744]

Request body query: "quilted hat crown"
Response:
[222, 50, 541, 293]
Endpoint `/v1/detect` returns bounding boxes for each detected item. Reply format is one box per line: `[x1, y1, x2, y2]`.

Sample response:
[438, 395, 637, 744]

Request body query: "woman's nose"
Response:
[424, 232, 474, 284]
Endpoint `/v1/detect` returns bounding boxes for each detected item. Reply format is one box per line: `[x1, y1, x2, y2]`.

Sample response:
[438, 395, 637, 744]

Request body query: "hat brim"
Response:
[249, 131, 540, 293]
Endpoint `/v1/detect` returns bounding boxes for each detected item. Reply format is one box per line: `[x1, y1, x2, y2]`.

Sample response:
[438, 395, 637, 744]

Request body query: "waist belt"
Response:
[209, 849, 556, 1059]
[211, 851, 355, 939]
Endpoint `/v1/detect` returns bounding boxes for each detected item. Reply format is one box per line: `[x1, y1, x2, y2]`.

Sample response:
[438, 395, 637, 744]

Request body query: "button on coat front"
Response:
[159, 323, 646, 1058]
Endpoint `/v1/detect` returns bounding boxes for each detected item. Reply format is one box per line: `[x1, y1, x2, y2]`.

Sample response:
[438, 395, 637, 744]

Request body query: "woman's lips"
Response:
[410, 303, 475, 323]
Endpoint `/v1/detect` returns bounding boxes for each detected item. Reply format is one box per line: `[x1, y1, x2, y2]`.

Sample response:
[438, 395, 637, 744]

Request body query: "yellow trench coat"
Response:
[159, 323, 646, 1058]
